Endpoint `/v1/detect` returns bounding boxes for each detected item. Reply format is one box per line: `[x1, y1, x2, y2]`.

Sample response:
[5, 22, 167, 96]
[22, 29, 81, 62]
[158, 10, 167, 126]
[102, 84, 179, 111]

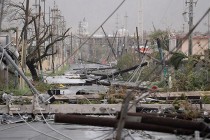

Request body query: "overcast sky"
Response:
[33, 0, 210, 34]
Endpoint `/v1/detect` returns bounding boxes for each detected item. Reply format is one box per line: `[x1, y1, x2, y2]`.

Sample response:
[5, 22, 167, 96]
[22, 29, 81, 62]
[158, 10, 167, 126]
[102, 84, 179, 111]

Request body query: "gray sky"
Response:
[43, 0, 210, 34]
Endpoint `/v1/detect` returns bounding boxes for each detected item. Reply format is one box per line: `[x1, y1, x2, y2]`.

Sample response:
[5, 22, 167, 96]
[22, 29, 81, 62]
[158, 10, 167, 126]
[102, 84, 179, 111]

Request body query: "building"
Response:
[169, 34, 210, 56]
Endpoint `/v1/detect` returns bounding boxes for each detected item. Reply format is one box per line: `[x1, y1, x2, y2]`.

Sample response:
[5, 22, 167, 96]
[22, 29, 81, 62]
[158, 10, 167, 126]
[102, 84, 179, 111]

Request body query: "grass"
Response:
[34, 82, 54, 93]
[0, 86, 32, 96]
[51, 65, 69, 76]
[0, 80, 54, 96]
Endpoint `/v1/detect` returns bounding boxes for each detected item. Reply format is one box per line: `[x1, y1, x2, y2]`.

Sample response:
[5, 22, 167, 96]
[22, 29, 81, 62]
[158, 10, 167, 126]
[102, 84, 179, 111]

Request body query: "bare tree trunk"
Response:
[26, 59, 39, 81]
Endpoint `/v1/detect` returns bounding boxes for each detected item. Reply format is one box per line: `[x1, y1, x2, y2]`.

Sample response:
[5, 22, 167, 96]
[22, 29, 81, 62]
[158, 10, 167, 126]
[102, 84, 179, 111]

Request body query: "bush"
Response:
[172, 67, 207, 91]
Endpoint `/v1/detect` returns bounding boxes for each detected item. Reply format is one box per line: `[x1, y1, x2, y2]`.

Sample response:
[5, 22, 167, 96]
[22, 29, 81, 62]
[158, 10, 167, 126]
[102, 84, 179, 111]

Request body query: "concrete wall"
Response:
[181, 37, 209, 55]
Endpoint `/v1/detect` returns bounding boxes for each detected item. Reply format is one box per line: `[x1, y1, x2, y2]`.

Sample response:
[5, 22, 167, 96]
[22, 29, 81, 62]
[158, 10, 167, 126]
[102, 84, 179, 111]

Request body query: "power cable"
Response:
[135, 55, 147, 83]
[0, 96, 65, 140]
[50, 0, 127, 74]
[90, 128, 115, 140]
[2, 0, 125, 116]
[13, 0, 128, 103]
[34, 96, 74, 140]
[2, 0, 130, 140]
[34, 81, 113, 140]
[0, 121, 33, 131]
[135, 7, 210, 93]
[116, 8, 210, 138]
[159, 0, 174, 27]
[15, 110, 62, 140]
[128, 41, 148, 83]
[2, 0, 209, 140]
[127, 130, 136, 140]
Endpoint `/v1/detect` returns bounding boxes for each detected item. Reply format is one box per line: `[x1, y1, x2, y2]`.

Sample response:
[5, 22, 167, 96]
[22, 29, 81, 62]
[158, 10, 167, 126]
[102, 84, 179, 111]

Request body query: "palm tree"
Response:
[169, 52, 188, 70]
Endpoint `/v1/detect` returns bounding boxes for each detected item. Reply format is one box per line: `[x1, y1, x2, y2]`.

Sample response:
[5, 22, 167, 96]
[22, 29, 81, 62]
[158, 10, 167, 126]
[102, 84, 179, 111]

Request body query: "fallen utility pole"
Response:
[132, 112, 199, 120]
[117, 112, 208, 132]
[86, 62, 148, 83]
[54, 113, 209, 136]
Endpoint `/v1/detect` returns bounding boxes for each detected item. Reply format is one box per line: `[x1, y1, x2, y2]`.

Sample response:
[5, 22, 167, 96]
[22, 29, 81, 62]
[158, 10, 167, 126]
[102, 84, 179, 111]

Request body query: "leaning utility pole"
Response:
[186, 0, 196, 56]
[20, 0, 29, 88]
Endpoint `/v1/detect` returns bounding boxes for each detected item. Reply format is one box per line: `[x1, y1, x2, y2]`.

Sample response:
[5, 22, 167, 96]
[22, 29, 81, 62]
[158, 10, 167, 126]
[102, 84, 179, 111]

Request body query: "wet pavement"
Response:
[0, 121, 186, 140]
[45, 76, 86, 85]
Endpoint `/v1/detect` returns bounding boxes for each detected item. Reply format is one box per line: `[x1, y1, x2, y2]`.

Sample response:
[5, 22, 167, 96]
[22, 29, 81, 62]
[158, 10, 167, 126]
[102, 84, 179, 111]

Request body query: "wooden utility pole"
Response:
[37, 0, 43, 79]
[188, 0, 193, 56]
[20, 0, 29, 89]
[186, 0, 196, 56]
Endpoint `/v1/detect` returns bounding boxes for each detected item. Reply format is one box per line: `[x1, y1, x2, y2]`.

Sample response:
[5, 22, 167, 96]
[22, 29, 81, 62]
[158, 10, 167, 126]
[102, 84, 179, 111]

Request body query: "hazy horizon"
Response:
[7, 0, 210, 35]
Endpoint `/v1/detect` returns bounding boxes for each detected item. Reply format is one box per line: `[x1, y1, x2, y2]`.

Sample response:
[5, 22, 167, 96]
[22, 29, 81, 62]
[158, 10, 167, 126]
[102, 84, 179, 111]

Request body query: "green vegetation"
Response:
[0, 80, 53, 96]
[148, 29, 169, 51]
[116, 52, 140, 80]
[172, 95, 200, 119]
[117, 52, 138, 70]
[34, 82, 54, 93]
[1, 86, 32, 96]
[51, 65, 69, 76]
[202, 95, 210, 104]
[170, 55, 209, 91]
[169, 52, 187, 70]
